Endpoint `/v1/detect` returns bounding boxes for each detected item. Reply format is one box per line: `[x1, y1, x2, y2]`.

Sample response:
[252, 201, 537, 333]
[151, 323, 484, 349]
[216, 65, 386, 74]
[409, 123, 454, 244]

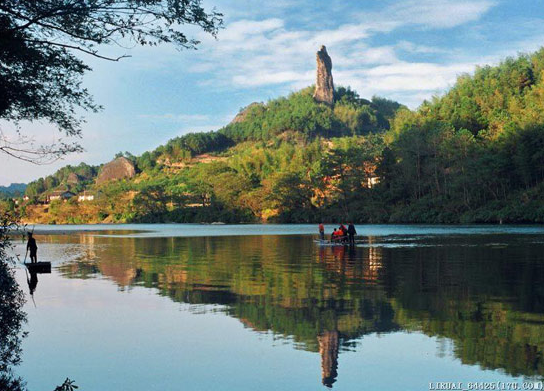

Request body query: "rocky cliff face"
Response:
[96, 157, 136, 184]
[313, 45, 334, 106]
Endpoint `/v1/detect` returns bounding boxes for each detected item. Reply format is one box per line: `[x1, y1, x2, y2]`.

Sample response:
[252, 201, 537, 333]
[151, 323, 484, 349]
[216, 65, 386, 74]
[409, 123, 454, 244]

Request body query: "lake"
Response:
[12, 224, 544, 390]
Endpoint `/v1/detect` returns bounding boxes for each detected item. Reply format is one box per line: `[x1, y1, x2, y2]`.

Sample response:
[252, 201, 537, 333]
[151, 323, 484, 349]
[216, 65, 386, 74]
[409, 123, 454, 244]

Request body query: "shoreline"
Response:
[7, 223, 544, 238]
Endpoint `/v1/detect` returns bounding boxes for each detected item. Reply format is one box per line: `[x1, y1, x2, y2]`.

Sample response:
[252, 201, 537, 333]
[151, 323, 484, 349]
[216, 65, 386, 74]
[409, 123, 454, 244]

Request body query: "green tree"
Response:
[264, 171, 315, 222]
[131, 186, 167, 222]
[0, 0, 222, 162]
[321, 136, 383, 218]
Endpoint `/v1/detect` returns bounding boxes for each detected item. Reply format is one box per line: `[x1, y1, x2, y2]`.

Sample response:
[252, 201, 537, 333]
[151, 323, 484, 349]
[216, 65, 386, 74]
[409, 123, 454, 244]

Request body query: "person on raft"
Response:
[339, 224, 348, 243]
[319, 222, 325, 240]
[26, 232, 38, 263]
[332, 228, 344, 242]
[347, 223, 357, 244]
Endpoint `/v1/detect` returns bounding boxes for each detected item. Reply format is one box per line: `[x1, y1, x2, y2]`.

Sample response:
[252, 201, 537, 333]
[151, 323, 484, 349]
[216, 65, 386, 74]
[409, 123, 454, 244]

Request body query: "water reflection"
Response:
[48, 233, 544, 386]
[26, 269, 38, 296]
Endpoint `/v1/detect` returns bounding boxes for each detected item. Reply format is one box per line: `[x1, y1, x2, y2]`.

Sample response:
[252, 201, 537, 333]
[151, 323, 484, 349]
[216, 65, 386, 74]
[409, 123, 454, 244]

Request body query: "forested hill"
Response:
[11, 48, 544, 224]
[0, 183, 26, 199]
[136, 86, 402, 169]
[384, 49, 544, 222]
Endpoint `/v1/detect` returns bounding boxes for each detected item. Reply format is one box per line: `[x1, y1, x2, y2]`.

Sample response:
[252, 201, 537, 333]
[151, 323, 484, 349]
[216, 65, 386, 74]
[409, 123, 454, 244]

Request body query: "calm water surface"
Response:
[12, 225, 544, 390]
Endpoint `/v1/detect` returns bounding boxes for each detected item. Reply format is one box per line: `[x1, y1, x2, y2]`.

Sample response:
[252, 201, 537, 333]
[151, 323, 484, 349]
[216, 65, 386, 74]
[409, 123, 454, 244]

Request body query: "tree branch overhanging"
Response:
[25, 39, 131, 61]
[0, 0, 223, 163]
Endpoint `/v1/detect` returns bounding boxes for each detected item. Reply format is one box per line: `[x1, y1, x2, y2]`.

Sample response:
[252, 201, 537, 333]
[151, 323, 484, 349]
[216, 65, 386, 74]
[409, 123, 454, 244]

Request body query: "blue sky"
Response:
[2, 0, 544, 185]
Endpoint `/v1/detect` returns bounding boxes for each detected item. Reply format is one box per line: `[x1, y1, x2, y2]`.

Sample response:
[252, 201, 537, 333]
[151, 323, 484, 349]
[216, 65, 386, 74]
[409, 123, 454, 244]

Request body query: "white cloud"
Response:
[383, 0, 496, 29]
[186, 0, 497, 98]
[331, 61, 478, 109]
[220, 18, 284, 41]
[232, 70, 311, 87]
[396, 41, 445, 54]
[363, 62, 472, 78]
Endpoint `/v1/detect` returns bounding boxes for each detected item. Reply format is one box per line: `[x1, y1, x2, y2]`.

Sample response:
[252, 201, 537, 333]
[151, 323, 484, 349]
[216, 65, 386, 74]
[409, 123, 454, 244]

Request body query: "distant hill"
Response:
[12, 47, 544, 224]
[0, 183, 26, 199]
[24, 163, 99, 200]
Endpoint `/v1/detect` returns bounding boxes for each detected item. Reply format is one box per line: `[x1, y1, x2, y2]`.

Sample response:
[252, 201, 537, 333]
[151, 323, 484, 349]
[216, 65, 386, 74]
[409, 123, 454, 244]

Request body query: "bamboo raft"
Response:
[24, 262, 51, 273]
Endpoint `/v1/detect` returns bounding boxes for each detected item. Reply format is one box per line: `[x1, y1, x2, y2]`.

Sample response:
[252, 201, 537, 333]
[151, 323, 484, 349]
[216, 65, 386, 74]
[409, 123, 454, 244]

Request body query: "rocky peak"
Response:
[96, 157, 136, 184]
[313, 45, 334, 106]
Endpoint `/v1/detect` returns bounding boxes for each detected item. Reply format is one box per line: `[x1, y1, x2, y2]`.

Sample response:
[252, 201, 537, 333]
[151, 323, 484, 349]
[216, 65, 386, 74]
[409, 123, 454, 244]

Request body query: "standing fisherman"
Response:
[347, 223, 357, 245]
[26, 233, 38, 263]
[319, 222, 325, 241]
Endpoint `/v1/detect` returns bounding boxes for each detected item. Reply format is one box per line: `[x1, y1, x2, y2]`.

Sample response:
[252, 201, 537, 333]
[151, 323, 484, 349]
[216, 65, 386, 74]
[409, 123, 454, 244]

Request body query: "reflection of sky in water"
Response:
[11, 228, 544, 391]
[14, 271, 525, 391]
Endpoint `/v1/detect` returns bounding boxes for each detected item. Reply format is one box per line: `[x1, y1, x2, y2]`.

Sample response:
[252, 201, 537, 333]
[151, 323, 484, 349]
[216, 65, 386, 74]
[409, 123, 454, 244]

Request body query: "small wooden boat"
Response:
[24, 262, 51, 273]
[313, 239, 365, 246]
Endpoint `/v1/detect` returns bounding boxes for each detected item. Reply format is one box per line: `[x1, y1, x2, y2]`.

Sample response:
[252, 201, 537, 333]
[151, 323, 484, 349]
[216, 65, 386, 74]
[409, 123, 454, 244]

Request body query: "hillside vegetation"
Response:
[9, 48, 544, 224]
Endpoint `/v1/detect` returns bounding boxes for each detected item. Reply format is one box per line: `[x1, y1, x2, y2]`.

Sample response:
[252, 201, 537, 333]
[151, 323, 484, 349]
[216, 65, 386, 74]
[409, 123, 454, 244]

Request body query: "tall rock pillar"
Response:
[313, 45, 334, 106]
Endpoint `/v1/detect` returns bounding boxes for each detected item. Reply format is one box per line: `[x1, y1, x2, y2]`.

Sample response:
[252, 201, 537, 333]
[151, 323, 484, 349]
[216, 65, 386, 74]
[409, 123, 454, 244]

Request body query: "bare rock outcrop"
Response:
[66, 172, 81, 184]
[313, 45, 334, 106]
[96, 157, 136, 184]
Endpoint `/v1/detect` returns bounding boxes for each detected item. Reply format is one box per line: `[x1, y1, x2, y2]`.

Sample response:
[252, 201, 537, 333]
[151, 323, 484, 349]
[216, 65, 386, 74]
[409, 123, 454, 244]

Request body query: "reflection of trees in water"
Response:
[0, 261, 26, 391]
[0, 228, 78, 391]
[384, 241, 544, 378]
[0, 226, 27, 391]
[57, 234, 544, 383]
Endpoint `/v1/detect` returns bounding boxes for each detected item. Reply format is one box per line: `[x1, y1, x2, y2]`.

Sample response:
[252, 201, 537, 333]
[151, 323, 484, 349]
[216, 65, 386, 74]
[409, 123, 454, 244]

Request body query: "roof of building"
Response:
[49, 190, 76, 197]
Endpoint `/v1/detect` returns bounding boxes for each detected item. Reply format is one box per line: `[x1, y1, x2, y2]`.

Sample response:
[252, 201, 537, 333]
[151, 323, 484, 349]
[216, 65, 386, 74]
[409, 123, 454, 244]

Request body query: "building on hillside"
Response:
[367, 176, 380, 188]
[23, 195, 29, 201]
[78, 191, 95, 202]
[47, 190, 76, 203]
[363, 161, 380, 188]
[319, 161, 380, 192]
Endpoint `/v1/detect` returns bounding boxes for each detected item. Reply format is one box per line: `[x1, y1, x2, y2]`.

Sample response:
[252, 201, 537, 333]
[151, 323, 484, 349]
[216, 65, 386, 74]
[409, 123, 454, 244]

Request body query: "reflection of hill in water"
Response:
[53, 234, 544, 383]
